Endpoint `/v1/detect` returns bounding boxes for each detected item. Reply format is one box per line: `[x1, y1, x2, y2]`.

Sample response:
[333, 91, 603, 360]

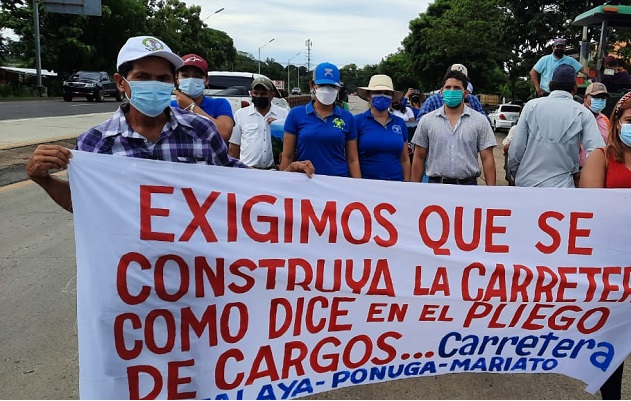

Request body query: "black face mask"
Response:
[553, 49, 564, 57]
[251, 96, 270, 109]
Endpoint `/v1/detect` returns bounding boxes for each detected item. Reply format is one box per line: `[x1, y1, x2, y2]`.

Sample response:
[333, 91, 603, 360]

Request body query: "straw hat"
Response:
[357, 75, 403, 102]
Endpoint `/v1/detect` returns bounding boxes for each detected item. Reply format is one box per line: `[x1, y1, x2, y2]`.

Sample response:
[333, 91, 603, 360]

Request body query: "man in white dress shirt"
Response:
[228, 77, 289, 169]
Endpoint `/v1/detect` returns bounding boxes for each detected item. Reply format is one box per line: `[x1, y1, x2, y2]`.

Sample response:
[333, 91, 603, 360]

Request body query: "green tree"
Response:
[402, 0, 510, 93]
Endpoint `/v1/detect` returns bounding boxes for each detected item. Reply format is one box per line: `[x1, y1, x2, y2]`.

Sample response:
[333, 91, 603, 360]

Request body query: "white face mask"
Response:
[314, 86, 338, 105]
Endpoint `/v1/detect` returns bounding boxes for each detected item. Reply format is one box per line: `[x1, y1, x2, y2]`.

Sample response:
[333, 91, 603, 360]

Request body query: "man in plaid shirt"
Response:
[26, 36, 314, 212]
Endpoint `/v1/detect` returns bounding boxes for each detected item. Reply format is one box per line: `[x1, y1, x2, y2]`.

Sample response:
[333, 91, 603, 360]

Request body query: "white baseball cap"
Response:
[116, 36, 183, 70]
[450, 63, 468, 77]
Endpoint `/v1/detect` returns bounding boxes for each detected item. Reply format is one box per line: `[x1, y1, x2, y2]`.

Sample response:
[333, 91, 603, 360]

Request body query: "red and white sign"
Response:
[273, 80, 284, 90]
[68, 151, 631, 399]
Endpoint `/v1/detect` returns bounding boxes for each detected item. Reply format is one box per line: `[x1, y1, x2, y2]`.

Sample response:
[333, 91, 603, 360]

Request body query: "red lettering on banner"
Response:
[126, 360, 196, 400]
[215, 332, 401, 389]
[145, 309, 176, 354]
[557, 267, 578, 302]
[580, 267, 600, 301]
[139, 185, 175, 242]
[485, 209, 511, 253]
[127, 364, 162, 399]
[418, 304, 453, 322]
[155, 254, 188, 302]
[418, 205, 450, 255]
[536, 211, 563, 254]
[568, 212, 593, 255]
[374, 203, 398, 247]
[179, 189, 219, 242]
[117, 252, 152, 305]
[246, 345, 279, 385]
[300, 200, 337, 243]
[536, 211, 594, 255]
[167, 359, 196, 399]
[215, 349, 244, 390]
[227, 192, 237, 242]
[600, 267, 622, 301]
[419, 206, 511, 255]
[463, 302, 609, 334]
[242, 195, 279, 242]
[366, 302, 408, 322]
[454, 206, 481, 251]
[268, 296, 354, 339]
[511, 265, 534, 302]
[114, 313, 142, 360]
[414, 266, 450, 296]
[341, 202, 372, 244]
[284, 198, 294, 243]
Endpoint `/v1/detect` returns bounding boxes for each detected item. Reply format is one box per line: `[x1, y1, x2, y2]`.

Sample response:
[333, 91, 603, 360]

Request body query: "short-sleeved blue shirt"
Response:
[284, 101, 357, 177]
[355, 110, 406, 181]
[533, 54, 583, 93]
[171, 96, 234, 120]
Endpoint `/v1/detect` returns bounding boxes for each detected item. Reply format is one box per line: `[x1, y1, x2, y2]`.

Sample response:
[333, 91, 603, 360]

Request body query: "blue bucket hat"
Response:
[313, 62, 341, 86]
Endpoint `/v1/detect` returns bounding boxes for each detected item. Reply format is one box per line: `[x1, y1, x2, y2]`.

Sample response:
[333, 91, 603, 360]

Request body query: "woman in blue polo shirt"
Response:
[279, 62, 361, 178]
[355, 75, 410, 181]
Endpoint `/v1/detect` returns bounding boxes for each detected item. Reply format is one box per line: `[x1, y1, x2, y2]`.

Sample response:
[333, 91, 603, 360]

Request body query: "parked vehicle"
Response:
[291, 87, 302, 95]
[572, 4, 631, 116]
[62, 70, 121, 102]
[489, 104, 522, 132]
[205, 71, 290, 113]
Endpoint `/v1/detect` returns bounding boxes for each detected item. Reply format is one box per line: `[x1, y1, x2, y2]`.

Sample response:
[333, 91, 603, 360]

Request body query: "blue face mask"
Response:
[124, 79, 174, 117]
[620, 124, 631, 147]
[371, 94, 392, 112]
[178, 77, 205, 98]
[443, 89, 464, 108]
[589, 98, 606, 114]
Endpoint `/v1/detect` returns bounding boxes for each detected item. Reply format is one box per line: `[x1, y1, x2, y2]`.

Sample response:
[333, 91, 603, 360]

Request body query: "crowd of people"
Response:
[25, 35, 631, 399]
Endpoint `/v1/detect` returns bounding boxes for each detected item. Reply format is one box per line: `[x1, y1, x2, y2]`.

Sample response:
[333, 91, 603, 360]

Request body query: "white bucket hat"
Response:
[357, 74, 403, 102]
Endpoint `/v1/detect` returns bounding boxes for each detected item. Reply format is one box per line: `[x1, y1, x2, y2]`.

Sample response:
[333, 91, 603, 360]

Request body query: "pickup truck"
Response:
[62, 70, 122, 102]
[205, 71, 290, 113]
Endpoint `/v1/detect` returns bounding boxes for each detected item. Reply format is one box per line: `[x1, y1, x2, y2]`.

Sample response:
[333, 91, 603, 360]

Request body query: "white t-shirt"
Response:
[391, 106, 415, 121]
[230, 103, 289, 168]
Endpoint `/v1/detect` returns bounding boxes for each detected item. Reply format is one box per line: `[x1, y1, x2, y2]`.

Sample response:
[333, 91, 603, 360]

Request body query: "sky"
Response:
[2, 1, 433, 69]
[188, 0, 433, 68]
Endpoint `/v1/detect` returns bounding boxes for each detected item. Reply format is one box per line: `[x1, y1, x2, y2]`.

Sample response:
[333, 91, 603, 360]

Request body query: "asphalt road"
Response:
[0, 98, 624, 399]
[0, 97, 120, 120]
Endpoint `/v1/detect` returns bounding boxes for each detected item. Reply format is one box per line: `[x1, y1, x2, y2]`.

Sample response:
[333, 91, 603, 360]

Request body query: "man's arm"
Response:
[530, 68, 543, 96]
[228, 143, 240, 159]
[411, 146, 427, 182]
[25, 145, 73, 212]
[480, 147, 496, 186]
[507, 117, 528, 177]
[400, 142, 411, 182]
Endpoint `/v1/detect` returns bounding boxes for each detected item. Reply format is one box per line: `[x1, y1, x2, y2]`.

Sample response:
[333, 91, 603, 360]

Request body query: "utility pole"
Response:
[287, 52, 300, 90]
[33, 0, 43, 96]
[305, 39, 312, 76]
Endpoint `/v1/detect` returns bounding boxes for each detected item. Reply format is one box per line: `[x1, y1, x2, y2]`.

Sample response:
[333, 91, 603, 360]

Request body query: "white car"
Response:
[205, 71, 290, 113]
[489, 104, 521, 132]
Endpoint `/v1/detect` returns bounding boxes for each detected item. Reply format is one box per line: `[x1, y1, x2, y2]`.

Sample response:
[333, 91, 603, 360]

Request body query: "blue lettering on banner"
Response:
[332, 362, 437, 388]
[438, 331, 614, 371]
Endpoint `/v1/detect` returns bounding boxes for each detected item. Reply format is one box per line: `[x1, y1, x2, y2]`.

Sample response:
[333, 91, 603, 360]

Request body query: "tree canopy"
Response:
[2, 0, 631, 100]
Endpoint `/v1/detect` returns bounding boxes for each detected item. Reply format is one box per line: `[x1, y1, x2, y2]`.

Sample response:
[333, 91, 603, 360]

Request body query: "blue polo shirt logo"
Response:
[332, 118, 345, 129]
[392, 124, 403, 135]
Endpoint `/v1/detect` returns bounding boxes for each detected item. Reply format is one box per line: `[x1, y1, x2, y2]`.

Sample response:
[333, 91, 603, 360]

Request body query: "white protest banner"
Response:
[68, 150, 631, 399]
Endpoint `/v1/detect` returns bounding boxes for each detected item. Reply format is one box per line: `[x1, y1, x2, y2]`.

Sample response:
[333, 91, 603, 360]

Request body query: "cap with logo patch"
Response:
[117, 36, 183, 70]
